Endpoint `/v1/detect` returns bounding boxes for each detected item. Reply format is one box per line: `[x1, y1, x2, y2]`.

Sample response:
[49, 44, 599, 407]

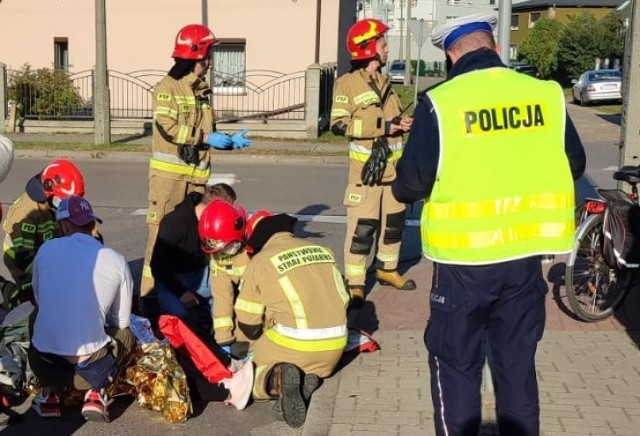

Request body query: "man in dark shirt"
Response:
[150, 183, 236, 332]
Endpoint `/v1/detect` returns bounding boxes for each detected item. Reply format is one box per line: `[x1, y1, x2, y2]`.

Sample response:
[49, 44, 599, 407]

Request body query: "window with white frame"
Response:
[212, 39, 246, 93]
[510, 44, 518, 60]
[529, 12, 541, 28]
[511, 14, 519, 30]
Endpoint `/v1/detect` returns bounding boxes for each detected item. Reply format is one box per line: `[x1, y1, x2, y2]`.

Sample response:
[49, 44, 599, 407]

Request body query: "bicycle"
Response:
[565, 165, 640, 322]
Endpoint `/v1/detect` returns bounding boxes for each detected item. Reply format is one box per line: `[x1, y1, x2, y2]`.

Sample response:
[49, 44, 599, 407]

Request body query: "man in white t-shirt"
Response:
[28, 196, 134, 422]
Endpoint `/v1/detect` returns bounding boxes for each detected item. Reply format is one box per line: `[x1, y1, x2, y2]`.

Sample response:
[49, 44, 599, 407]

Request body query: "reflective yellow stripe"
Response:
[345, 264, 366, 277]
[253, 365, 268, 398]
[352, 20, 379, 45]
[235, 298, 265, 315]
[12, 238, 35, 250]
[265, 328, 347, 352]
[174, 96, 196, 104]
[331, 109, 351, 118]
[154, 106, 178, 120]
[423, 222, 574, 250]
[333, 267, 350, 306]
[426, 193, 575, 220]
[349, 149, 370, 163]
[142, 265, 153, 279]
[376, 251, 398, 263]
[176, 125, 190, 144]
[353, 91, 379, 106]
[214, 317, 234, 330]
[278, 277, 307, 329]
[353, 119, 362, 137]
[3, 243, 15, 259]
[149, 158, 211, 179]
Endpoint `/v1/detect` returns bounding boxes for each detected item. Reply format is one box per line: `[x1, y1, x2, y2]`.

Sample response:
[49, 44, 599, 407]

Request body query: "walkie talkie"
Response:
[391, 102, 414, 125]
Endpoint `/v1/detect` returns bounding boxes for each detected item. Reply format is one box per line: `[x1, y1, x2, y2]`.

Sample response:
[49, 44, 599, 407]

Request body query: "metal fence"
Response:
[6, 67, 307, 121]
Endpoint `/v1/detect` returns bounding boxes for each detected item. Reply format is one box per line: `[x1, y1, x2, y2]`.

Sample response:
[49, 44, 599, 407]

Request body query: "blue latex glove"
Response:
[220, 345, 232, 355]
[230, 129, 252, 149]
[205, 132, 233, 150]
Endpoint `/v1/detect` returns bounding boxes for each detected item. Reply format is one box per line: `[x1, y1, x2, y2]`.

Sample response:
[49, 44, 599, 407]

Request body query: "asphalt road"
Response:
[0, 98, 624, 434]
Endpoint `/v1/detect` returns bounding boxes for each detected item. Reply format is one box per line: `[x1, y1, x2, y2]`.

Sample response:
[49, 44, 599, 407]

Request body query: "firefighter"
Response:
[141, 23, 252, 299]
[392, 15, 586, 436]
[2, 159, 85, 309]
[235, 211, 349, 428]
[197, 199, 254, 357]
[330, 18, 416, 309]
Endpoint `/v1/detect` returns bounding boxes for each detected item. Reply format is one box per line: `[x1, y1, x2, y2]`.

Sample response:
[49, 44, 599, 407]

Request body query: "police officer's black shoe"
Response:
[376, 269, 417, 291]
[348, 285, 366, 310]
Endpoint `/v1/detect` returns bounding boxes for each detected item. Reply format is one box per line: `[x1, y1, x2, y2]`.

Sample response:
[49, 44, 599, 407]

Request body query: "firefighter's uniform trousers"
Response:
[141, 72, 215, 296]
[330, 69, 407, 287]
[234, 232, 350, 400]
[426, 257, 546, 436]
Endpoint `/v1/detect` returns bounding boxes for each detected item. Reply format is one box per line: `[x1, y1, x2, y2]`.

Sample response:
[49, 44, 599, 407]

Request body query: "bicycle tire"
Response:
[565, 214, 630, 322]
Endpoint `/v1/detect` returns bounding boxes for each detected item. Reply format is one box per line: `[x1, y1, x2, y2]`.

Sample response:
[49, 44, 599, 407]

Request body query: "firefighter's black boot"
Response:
[376, 269, 417, 290]
[348, 285, 366, 309]
[267, 363, 306, 428]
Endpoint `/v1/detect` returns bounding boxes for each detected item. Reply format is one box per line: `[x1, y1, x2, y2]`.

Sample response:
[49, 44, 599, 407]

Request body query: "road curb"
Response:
[301, 371, 341, 436]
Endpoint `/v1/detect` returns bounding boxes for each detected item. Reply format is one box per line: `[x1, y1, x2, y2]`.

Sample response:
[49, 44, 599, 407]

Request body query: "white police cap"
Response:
[431, 14, 497, 51]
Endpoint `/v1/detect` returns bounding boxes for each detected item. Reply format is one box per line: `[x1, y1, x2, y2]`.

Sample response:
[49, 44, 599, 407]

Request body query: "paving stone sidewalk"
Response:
[303, 104, 640, 436]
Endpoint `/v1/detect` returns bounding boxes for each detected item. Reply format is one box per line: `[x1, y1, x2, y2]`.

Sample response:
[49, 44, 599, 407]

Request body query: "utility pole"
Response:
[403, 0, 412, 86]
[201, 0, 208, 26]
[399, 0, 404, 61]
[94, 0, 110, 145]
[619, 0, 640, 169]
[497, 0, 512, 65]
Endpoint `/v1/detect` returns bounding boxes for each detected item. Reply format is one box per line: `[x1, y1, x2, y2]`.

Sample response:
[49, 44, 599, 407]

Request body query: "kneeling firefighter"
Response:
[232, 211, 350, 428]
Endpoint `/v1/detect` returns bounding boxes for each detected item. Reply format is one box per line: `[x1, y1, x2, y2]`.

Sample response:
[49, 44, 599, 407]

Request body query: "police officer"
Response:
[392, 15, 586, 436]
[2, 159, 86, 309]
[141, 23, 252, 298]
[234, 212, 349, 428]
[331, 18, 416, 309]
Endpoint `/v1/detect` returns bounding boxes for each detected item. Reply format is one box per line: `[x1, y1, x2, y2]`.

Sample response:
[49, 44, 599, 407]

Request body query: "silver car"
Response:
[572, 69, 622, 106]
[387, 61, 414, 84]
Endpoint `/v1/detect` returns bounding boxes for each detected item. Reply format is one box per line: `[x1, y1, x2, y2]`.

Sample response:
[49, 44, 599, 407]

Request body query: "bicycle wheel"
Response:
[565, 214, 630, 322]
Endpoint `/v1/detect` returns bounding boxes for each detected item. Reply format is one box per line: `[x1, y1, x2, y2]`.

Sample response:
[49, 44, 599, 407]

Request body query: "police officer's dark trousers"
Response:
[425, 256, 546, 436]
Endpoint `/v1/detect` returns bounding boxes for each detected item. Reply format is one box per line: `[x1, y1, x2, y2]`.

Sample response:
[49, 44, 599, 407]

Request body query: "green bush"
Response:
[8, 64, 85, 119]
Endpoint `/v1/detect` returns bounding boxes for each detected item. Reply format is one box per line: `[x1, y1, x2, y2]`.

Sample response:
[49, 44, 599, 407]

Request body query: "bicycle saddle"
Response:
[613, 165, 640, 184]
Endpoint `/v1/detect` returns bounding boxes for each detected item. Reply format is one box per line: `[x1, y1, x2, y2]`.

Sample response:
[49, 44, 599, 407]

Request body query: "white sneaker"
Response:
[221, 360, 254, 410]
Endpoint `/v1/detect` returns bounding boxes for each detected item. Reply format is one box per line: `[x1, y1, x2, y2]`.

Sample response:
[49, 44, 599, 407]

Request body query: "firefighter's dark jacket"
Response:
[150, 192, 208, 297]
[392, 48, 587, 204]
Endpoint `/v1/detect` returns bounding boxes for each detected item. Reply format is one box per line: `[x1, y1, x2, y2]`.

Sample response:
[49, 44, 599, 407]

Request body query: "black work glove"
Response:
[230, 341, 250, 360]
[361, 137, 391, 187]
[178, 144, 200, 166]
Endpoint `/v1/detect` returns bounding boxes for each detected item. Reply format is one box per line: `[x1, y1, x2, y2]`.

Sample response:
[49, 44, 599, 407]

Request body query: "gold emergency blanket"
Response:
[125, 342, 192, 423]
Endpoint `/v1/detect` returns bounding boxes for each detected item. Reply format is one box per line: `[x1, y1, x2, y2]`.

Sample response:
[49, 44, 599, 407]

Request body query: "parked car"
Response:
[387, 61, 414, 84]
[509, 62, 539, 77]
[572, 69, 622, 106]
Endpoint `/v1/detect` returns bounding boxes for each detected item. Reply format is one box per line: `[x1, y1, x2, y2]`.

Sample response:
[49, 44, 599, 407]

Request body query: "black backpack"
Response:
[599, 189, 640, 270]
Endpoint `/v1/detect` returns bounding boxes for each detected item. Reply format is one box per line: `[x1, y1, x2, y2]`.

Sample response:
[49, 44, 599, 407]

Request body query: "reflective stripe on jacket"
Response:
[422, 67, 575, 264]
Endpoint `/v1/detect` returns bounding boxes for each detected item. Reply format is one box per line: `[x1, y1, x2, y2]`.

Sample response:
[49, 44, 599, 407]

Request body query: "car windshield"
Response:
[390, 64, 406, 72]
[588, 71, 621, 82]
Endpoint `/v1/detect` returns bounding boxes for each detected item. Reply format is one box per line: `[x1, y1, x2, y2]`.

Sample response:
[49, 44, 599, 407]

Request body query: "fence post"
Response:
[305, 63, 322, 139]
[0, 63, 6, 134]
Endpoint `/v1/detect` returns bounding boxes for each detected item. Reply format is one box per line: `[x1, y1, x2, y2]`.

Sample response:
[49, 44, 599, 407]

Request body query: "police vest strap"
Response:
[150, 152, 211, 178]
[348, 141, 403, 163]
[265, 325, 348, 352]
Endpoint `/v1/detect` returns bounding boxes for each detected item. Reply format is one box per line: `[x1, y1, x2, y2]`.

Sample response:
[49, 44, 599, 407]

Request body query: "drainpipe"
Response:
[315, 0, 322, 63]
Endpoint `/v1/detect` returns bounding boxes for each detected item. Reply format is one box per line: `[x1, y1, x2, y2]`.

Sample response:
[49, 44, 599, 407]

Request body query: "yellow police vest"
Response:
[422, 67, 575, 264]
